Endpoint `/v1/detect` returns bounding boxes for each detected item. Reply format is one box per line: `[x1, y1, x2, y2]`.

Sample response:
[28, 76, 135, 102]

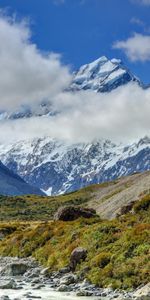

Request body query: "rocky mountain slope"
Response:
[0, 160, 44, 196]
[0, 136, 149, 195]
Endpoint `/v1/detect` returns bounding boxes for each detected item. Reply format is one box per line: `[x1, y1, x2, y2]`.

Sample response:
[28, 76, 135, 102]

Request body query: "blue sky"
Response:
[0, 0, 150, 83]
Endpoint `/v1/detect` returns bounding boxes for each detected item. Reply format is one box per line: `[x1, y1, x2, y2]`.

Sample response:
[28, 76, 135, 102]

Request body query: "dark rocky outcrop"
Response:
[54, 206, 96, 221]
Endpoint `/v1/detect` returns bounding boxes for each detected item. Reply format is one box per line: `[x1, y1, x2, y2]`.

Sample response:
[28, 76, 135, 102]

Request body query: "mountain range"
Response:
[0, 56, 149, 195]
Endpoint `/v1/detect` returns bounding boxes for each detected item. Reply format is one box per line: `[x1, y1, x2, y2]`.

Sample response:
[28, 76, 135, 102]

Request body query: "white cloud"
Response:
[141, 0, 150, 4]
[0, 83, 150, 144]
[130, 17, 144, 27]
[0, 15, 71, 111]
[52, 0, 86, 5]
[52, 0, 65, 5]
[113, 33, 150, 62]
[131, 0, 150, 5]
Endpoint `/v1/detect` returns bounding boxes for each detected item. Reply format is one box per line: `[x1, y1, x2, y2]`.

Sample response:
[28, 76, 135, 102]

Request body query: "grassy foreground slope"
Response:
[0, 171, 150, 221]
[0, 194, 150, 290]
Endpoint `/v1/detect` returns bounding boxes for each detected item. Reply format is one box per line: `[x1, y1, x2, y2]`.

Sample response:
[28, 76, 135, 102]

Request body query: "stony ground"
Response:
[0, 257, 149, 300]
[0, 257, 100, 300]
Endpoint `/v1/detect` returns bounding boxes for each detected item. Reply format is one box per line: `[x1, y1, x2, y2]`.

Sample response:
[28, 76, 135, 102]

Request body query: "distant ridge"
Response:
[0, 161, 45, 196]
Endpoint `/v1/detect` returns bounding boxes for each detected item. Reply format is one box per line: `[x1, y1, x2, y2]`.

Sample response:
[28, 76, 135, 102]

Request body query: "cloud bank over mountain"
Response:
[1, 83, 150, 144]
[0, 15, 150, 144]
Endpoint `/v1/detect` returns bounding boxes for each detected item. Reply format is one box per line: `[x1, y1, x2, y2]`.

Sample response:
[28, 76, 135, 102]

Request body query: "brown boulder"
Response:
[70, 247, 87, 270]
[54, 206, 96, 221]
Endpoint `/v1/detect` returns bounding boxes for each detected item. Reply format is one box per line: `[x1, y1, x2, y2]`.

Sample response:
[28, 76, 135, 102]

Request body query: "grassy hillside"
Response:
[0, 195, 149, 290]
[0, 171, 150, 221]
[0, 187, 93, 221]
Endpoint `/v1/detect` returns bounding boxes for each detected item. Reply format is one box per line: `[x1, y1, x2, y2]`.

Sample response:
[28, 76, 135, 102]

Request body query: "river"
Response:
[0, 257, 130, 300]
[0, 287, 102, 300]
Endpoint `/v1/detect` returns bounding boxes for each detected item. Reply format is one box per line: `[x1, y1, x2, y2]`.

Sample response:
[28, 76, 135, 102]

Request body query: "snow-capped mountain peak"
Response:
[0, 56, 143, 121]
[71, 56, 140, 92]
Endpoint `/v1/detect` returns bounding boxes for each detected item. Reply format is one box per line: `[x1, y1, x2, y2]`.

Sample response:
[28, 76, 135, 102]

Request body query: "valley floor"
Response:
[0, 175, 150, 298]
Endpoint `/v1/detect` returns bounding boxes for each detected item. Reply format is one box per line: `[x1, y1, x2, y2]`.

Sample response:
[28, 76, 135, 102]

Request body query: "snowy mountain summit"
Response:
[0, 56, 142, 120]
[71, 56, 140, 92]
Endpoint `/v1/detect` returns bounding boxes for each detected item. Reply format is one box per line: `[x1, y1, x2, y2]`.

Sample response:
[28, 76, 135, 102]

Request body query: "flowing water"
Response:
[0, 287, 101, 300]
[0, 257, 103, 300]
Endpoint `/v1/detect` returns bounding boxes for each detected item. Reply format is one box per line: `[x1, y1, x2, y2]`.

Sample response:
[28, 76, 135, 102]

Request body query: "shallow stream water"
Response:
[0, 287, 102, 300]
[0, 257, 103, 300]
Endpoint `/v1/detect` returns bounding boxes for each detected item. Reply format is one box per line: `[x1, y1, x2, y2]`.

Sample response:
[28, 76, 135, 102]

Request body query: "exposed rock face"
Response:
[70, 247, 87, 270]
[54, 206, 96, 221]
